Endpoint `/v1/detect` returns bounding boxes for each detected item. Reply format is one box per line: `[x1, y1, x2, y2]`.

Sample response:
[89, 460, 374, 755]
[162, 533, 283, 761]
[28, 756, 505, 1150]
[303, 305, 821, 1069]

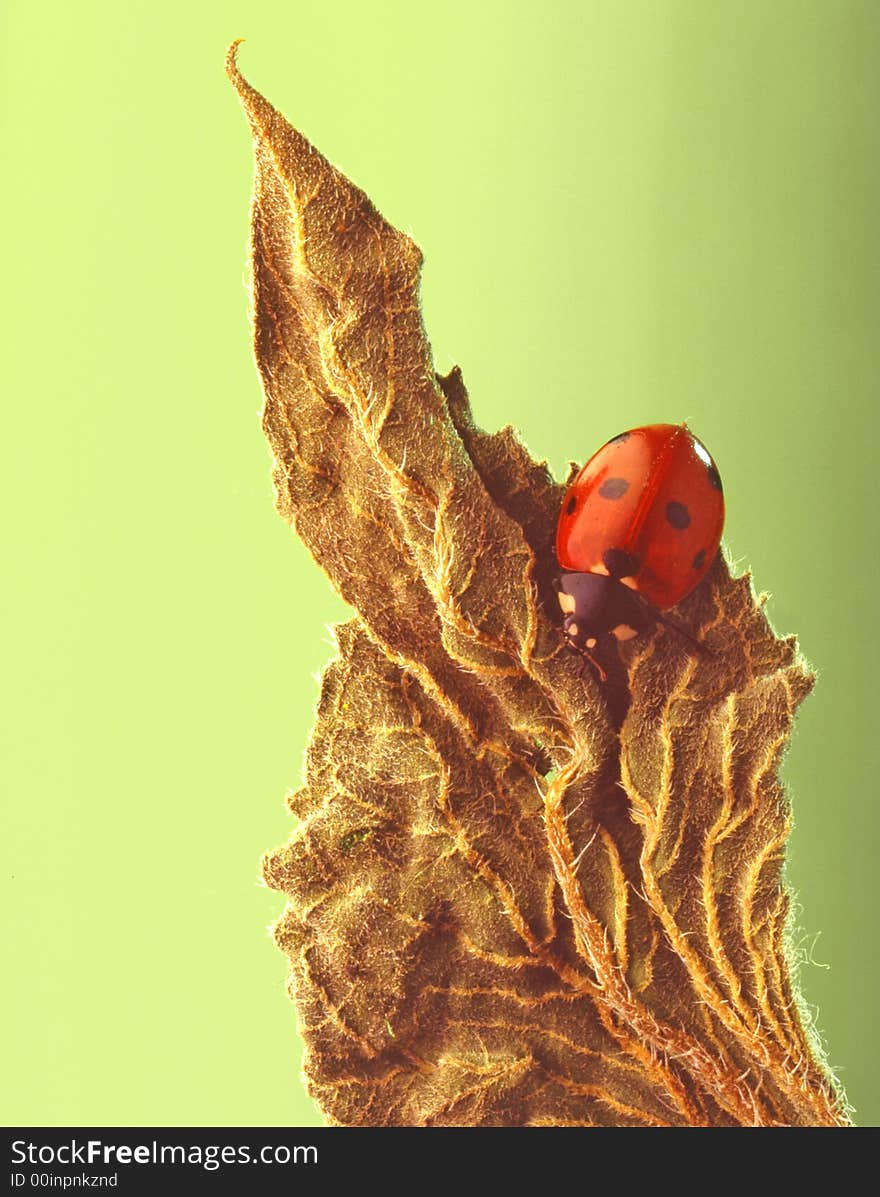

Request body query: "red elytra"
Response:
[555, 423, 724, 669]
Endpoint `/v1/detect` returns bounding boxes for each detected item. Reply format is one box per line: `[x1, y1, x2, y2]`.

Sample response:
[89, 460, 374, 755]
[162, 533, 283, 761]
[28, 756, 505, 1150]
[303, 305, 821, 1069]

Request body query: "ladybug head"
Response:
[557, 571, 651, 651]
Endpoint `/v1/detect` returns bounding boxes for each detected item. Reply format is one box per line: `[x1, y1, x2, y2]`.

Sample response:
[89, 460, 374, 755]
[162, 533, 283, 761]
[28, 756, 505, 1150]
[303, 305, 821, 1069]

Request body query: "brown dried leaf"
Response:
[228, 43, 849, 1127]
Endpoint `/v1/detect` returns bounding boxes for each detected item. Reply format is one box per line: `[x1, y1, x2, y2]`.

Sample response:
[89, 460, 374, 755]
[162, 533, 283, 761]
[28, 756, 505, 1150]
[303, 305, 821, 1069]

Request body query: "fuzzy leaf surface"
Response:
[229, 44, 848, 1127]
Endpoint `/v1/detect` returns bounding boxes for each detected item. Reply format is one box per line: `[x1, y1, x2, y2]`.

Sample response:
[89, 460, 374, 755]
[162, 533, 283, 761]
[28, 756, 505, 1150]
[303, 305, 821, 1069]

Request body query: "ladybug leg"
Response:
[653, 608, 715, 658]
[629, 591, 714, 659]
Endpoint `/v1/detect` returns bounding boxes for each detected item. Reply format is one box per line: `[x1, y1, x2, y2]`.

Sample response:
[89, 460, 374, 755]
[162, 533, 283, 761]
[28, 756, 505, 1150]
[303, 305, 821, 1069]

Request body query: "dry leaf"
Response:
[228, 42, 850, 1127]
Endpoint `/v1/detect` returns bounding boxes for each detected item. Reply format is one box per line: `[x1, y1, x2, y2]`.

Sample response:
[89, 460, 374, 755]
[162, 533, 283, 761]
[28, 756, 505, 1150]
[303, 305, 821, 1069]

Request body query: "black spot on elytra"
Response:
[599, 477, 629, 500]
[666, 501, 691, 530]
[565, 495, 577, 515]
[607, 431, 630, 445]
[692, 548, 707, 570]
[603, 548, 640, 578]
[707, 462, 722, 491]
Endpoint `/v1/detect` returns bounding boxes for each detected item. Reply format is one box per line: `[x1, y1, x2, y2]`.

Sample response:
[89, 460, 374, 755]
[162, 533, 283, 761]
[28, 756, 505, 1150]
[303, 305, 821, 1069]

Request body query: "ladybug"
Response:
[555, 423, 724, 676]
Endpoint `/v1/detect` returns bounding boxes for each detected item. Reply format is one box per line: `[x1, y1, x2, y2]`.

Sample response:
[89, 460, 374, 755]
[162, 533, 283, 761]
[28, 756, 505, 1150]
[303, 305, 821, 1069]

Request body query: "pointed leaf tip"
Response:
[225, 38, 262, 117]
[225, 38, 245, 82]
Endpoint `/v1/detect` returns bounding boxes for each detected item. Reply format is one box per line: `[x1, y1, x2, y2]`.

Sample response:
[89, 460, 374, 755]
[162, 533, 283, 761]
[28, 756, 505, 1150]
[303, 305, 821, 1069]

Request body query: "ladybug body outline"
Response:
[555, 423, 724, 667]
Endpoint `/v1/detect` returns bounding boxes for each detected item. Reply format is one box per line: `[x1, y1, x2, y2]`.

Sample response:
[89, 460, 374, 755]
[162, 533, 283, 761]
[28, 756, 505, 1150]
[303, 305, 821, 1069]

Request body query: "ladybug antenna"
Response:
[556, 626, 608, 682]
[578, 644, 608, 684]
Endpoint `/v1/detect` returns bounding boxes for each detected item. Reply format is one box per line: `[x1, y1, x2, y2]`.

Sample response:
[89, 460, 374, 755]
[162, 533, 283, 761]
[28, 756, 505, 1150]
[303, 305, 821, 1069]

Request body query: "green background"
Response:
[3, 0, 877, 1126]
